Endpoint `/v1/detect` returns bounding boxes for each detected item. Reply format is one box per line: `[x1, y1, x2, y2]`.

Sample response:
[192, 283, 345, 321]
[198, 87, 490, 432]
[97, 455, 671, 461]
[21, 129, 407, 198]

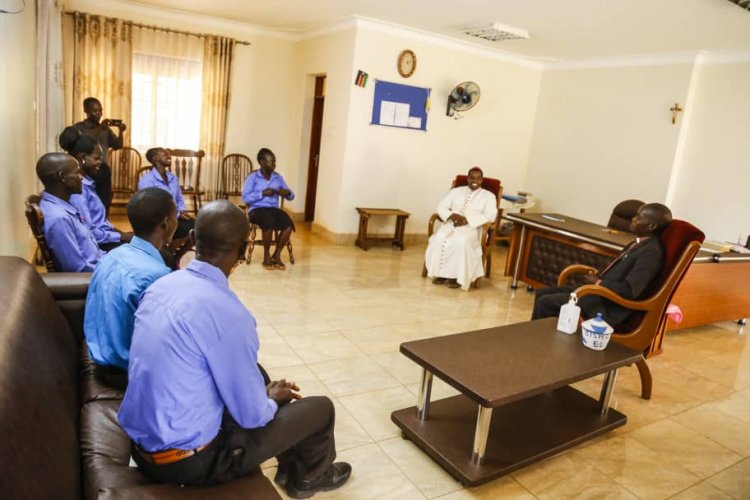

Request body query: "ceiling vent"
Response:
[463, 22, 529, 42]
[726, 0, 750, 11]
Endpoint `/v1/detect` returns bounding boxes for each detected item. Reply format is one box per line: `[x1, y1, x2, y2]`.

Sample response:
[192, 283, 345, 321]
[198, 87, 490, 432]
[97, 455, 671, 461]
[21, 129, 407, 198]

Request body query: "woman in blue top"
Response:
[60, 126, 133, 251]
[241, 148, 295, 270]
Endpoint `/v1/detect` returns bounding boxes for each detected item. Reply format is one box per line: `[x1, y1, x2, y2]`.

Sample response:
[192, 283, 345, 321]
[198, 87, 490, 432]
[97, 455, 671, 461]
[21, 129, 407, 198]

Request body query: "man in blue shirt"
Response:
[138, 147, 194, 261]
[119, 201, 350, 498]
[84, 188, 178, 389]
[241, 148, 295, 270]
[35, 153, 103, 272]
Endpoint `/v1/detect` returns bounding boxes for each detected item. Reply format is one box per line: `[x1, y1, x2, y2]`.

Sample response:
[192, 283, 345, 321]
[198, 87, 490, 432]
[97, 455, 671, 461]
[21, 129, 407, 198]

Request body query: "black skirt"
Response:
[248, 207, 295, 231]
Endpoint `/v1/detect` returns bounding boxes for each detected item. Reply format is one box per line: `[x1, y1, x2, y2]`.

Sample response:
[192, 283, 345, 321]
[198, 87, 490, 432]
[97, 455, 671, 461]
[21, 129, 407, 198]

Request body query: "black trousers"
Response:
[531, 285, 607, 321]
[133, 396, 337, 488]
[91, 162, 113, 214]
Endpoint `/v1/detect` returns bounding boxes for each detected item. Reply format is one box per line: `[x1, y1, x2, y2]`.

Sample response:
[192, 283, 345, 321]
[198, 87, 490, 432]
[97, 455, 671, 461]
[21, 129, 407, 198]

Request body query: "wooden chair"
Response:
[108, 147, 142, 207]
[134, 166, 151, 191]
[24, 194, 58, 272]
[557, 220, 705, 399]
[220, 154, 254, 203]
[421, 175, 503, 288]
[245, 197, 295, 266]
[167, 148, 205, 214]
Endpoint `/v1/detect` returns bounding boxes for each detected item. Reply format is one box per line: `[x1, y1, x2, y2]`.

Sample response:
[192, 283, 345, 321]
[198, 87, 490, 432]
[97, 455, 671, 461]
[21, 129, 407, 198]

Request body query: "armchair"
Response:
[557, 220, 705, 399]
[421, 175, 502, 288]
[167, 148, 205, 214]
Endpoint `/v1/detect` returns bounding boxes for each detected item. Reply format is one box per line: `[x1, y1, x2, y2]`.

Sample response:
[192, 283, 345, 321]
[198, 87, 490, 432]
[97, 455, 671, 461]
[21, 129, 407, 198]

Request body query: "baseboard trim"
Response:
[310, 222, 428, 246]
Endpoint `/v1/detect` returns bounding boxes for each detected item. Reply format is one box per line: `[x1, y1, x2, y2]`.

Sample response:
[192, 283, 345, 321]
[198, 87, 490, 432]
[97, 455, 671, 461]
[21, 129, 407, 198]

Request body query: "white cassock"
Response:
[424, 186, 498, 290]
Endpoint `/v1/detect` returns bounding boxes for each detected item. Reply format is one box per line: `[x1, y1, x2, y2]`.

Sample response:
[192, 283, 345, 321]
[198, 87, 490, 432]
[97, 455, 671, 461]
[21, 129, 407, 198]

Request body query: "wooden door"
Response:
[304, 76, 325, 222]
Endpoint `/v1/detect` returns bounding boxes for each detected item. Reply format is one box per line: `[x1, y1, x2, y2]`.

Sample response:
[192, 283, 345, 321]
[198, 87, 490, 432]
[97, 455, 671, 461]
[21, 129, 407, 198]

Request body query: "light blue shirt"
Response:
[39, 191, 103, 272]
[138, 167, 186, 214]
[118, 260, 277, 452]
[241, 170, 294, 210]
[84, 237, 170, 370]
[70, 176, 121, 245]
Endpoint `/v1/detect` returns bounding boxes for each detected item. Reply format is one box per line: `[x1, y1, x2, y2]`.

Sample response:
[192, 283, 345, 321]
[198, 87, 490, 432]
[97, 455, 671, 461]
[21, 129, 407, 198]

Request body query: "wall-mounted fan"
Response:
[446, 82, 481, 117]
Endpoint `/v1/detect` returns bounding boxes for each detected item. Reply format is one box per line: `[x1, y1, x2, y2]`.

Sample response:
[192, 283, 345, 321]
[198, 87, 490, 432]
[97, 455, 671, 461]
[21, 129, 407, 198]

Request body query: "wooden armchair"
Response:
[421, 175, 502, 288]
[108, 147, 142, 207]
[24, 195, 57, 272]
[167, 148, 205, 214]
[220, 154, 254, 203]
[557, 220, 705, 399]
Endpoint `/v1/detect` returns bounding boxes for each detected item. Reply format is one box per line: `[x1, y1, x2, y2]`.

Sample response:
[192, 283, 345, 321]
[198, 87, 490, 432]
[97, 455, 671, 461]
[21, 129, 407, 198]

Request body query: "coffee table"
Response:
[391, 318, 641, 486]
[355, 207, 410, 251]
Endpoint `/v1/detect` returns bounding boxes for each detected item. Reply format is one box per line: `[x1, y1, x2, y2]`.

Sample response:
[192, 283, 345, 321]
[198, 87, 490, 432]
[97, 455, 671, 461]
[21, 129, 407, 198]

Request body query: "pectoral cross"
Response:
[670, 102, 683, 124]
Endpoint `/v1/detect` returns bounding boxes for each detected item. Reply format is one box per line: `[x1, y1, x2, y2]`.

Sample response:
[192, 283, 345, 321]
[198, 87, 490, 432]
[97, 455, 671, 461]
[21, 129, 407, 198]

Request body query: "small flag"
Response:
[355, 70, 369, 88]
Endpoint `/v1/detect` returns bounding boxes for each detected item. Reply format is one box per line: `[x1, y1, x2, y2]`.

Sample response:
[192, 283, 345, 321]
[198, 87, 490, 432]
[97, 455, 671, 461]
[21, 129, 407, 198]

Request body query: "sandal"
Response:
[263, 261, 275, 270]
[447, 280, 461, 289]
[274, 262, 286, 270]
[432, 278, 447, 285]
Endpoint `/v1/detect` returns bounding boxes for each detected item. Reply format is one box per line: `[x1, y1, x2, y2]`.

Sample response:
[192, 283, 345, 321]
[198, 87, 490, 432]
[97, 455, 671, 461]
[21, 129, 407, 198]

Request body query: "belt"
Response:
[136, 442, 210, 466]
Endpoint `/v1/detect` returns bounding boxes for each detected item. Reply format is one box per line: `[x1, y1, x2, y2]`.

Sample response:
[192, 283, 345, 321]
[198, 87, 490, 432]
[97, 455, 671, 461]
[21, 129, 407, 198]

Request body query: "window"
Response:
[131, 53, 202, 152]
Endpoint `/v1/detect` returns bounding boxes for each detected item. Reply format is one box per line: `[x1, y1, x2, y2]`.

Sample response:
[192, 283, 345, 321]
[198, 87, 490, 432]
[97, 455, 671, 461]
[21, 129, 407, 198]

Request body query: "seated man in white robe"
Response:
[425, 167, 498, 290]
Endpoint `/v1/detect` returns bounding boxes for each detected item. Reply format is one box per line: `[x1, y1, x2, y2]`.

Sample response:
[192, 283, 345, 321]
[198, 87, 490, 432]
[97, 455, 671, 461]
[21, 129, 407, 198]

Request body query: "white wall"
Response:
[524, 63, 694, 226]
[291, 29, 358, 225]
[669, 61, 750, 242]
[321, 24, 542, 235]
[0, 3, 38, 258]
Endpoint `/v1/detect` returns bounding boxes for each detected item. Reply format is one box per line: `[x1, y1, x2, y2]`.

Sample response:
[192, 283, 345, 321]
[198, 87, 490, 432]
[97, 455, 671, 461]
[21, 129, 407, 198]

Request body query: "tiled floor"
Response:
[170, 221, 750, 498]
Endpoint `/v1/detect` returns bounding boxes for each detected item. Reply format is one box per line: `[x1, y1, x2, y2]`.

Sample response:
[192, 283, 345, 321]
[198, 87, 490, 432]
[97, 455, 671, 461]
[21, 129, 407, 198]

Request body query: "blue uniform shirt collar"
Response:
[82, 176, 95, 188]
[130, 236, 164, 262]
[186, 259, 229, 290]
[42, 191, 79, 216]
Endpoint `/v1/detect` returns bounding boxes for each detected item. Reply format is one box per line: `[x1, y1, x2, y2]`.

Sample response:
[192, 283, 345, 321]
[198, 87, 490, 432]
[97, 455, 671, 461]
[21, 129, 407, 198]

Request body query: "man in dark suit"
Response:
[531, 203, 673, 326]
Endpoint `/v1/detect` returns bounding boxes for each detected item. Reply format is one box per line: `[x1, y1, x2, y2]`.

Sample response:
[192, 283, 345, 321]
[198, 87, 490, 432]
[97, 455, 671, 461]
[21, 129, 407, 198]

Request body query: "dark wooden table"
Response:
[391, 318, 641, 486]
[355, 207, 410, 251]
[502, 212, 750, 331]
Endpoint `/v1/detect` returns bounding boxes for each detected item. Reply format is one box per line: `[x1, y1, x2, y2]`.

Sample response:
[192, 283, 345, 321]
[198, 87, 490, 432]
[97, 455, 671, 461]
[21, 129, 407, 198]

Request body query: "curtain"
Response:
[201, 36, 235, 200]
[36, 0, 65, 157]
[71, 12, 132, 144]
[131, 28, 204, 153]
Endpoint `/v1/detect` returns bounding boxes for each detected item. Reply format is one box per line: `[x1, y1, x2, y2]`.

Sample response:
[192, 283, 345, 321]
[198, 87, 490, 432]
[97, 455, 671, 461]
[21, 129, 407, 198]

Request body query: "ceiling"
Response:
[130, 0, 750, 62]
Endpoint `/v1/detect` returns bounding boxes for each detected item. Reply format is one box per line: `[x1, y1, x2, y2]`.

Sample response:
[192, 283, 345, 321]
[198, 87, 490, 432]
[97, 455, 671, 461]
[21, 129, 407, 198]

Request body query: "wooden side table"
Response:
[355, 207, 410, 251]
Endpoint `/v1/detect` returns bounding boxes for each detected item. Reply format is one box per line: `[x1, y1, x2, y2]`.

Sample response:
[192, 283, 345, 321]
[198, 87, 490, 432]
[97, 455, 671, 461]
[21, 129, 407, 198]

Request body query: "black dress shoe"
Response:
[274, 463, 290, 487]
[285, 462, 352, 499]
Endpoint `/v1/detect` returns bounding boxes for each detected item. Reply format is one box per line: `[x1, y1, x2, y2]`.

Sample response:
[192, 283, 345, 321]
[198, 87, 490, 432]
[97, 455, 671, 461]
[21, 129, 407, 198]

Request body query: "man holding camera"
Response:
[73, 97, 126, 213]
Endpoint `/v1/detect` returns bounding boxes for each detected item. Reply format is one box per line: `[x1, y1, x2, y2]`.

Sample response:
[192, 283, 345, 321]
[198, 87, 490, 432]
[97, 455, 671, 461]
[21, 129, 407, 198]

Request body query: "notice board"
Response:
[371, 80, 430, 131]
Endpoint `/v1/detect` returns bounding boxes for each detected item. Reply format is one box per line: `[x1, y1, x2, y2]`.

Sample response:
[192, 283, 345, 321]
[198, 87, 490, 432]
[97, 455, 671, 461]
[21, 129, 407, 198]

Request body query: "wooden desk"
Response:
[391, 318, 641, 486]
[503, 212, 750, 331]
[355, 207, 410, 251]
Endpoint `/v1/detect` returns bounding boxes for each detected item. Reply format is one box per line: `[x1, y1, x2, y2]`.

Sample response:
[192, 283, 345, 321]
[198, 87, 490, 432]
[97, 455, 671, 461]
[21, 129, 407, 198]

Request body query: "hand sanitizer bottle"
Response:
[557, 293, 580, 334]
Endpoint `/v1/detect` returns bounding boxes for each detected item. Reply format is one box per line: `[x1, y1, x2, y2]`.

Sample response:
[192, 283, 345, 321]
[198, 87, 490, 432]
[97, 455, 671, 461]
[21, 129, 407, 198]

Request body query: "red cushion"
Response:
[453, 175, 502, 199]
[658, 219, 705, 282]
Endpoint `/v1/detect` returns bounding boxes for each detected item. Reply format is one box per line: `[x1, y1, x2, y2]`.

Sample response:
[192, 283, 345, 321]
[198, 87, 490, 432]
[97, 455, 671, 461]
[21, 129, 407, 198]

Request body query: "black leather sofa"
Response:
[0, 256, 280, 499]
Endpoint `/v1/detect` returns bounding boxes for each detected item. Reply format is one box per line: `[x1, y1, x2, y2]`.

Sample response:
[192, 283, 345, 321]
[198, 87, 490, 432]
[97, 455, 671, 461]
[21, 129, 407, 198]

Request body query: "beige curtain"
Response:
[131, 27, 204, 152]
[36, 0, 65, 157]
[200, 36, 235, 200]
[70, 12, 132, 143]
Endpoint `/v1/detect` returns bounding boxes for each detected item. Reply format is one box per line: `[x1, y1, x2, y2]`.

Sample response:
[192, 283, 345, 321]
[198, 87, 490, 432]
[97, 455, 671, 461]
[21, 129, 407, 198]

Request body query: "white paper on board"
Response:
[393, 103, 410, 127]
[379, 101, 396, 125]
[407, 116, 422, 129]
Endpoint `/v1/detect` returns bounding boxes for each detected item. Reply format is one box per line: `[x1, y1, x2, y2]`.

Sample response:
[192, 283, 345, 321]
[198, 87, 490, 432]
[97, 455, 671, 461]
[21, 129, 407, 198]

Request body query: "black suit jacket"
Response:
[580, 236, 665, 326]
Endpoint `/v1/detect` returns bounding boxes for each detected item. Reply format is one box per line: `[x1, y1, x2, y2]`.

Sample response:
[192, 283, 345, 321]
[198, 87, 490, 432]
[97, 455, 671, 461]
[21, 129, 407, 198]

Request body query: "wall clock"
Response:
[397, 49, 417, 78]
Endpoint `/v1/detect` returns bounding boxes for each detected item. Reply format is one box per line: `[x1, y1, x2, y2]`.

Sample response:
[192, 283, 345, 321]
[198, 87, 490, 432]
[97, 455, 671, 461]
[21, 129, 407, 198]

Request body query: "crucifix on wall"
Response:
[670, 102, 683, 124]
